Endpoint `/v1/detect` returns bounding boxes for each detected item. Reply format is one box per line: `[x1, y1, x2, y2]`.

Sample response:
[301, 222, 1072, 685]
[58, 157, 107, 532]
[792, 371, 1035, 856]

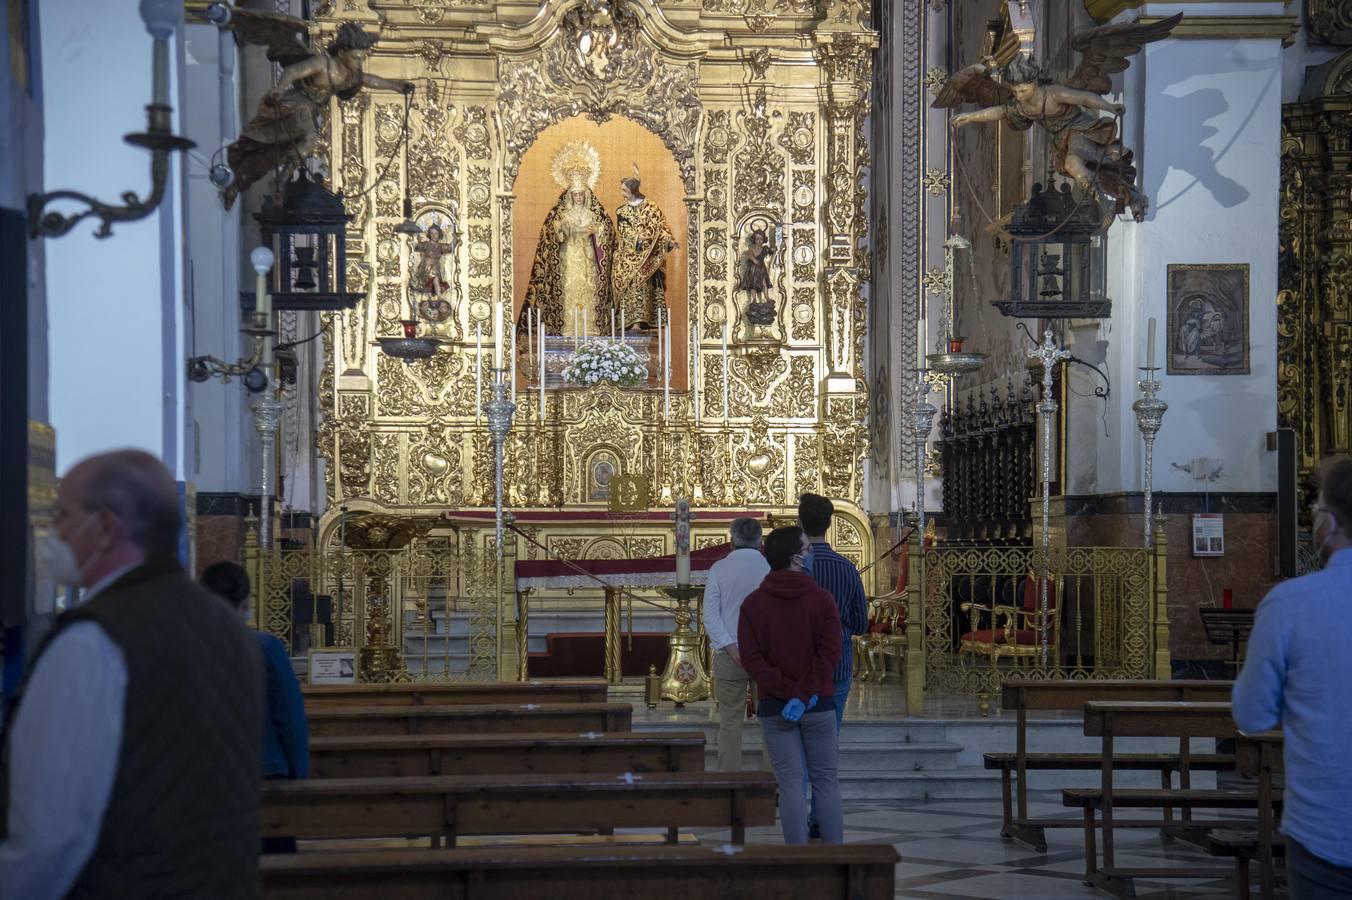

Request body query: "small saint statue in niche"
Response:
[735, 229, 777, 341]
[936, 13, 1182, 222]
[206, 9, 414, 209]
[611, 168, 677, 331]
[410, 213, 460, 339]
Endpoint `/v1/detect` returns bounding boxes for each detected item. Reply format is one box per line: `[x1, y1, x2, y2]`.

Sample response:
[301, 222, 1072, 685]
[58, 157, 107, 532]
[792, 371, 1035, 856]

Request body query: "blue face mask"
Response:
[800, 548, 815, 576]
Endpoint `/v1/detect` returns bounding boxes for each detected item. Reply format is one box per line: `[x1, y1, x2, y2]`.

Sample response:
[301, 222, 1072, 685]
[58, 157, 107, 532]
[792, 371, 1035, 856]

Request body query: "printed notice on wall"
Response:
[1192, 513, 1224, 557]
[309, 649, 357, 685]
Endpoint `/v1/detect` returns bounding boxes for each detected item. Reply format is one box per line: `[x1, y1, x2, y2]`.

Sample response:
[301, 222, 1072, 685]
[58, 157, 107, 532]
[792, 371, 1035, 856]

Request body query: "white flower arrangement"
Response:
[561, 339, 648, 388]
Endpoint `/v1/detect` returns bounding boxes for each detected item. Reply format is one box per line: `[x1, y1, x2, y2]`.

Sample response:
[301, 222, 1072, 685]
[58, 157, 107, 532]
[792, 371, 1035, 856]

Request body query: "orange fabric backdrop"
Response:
[512, 115, 688, 389]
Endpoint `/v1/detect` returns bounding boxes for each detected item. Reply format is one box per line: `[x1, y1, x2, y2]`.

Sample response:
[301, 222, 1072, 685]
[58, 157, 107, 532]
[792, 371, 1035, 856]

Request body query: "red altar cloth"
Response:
[513, 542, 735, 591]
[439, 509, 766, 591]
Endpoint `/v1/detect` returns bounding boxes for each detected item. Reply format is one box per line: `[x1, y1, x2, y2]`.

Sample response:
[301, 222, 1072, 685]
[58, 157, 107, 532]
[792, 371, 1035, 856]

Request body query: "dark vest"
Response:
[2, 556, 264, 898]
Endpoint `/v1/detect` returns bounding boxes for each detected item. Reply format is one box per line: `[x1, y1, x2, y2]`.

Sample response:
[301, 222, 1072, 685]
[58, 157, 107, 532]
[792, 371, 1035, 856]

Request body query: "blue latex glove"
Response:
[806, 694, 819, 711]
[782, 698, 806, 721]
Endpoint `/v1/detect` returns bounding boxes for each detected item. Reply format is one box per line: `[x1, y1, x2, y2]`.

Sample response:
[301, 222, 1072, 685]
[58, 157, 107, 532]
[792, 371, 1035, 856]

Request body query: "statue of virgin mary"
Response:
[521, 142, 616, 337]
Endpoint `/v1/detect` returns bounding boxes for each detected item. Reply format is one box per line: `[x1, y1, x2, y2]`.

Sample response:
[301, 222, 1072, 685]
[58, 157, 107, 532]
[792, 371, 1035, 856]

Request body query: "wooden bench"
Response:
[308, 731, 706, 779]
[262, 771, 776, 846]
[1205, 731, 1284, 900]
[1062, 701, 1272, 899]
[302, 679, 609, 708]
[261, 844, 900, 899]
[306, 702, 633, 738]
[992, 678, 1235, 850]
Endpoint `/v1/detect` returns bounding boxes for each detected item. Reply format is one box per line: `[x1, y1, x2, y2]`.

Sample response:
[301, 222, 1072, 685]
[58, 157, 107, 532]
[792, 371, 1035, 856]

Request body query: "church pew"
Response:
[990, 678, 1235, 850]
[1062, 701, 1271, 899]
[302, 679, 609, 708]
[1205, 732, 1284, 900]
[261, 844, 900, 899]
[305, 702, 632, 738]
[308, 731, 706, 779]
[262, 771, 776, 846]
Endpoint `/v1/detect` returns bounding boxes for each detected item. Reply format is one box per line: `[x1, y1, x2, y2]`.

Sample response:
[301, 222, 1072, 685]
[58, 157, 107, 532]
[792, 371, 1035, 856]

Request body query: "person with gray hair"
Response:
[703, 517, 770, 771]
[0, 450, 263, 898]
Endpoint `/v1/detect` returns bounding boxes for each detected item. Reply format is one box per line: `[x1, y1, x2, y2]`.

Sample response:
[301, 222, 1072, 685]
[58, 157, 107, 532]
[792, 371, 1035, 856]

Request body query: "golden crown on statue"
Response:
[551, 140, 602, 192]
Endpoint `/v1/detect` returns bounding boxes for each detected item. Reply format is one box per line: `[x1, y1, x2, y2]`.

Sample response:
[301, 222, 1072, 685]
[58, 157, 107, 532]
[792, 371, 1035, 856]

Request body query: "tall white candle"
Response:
[494, 299, 503, 368]
[693, 322, 701, 421]
[573, 309, 580, 349]
[475, 324, 482, 426]
[916, 308, 925, 370]
[583, 307, 589, 341]
[255, 268, 270, 319]
[721, 323, 730, 421]
[656, 308, 663, 391]
[526, 307, 533, 374]
[663, 314, 671, 421]
[611, 309, 617, 342]
[1147, 317, 1157, 370]
[538, 310, 545, 421]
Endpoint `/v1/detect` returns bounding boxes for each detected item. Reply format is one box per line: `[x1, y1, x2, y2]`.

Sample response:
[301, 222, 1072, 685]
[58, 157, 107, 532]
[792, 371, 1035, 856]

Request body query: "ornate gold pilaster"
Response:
[1279, 50, 1352, 501]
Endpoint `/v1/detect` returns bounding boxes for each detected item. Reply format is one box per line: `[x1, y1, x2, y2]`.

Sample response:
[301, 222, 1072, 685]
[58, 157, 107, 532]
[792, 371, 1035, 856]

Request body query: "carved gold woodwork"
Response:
[292, 3, 876, 612]
[1278, 48, 1352, 508]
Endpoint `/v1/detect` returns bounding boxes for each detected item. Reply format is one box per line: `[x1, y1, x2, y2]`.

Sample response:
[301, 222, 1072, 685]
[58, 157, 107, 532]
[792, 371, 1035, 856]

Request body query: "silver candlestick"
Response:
[484, 369, 517, 559]
[1132, 369, 1168, 548]
[911, 371, 939, 538]
[1027, 329, 1069, 669]
[252, 393, 283, 549]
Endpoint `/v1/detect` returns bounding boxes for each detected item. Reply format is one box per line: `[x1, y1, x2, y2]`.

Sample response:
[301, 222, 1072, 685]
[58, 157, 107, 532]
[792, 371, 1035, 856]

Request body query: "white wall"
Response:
[183, 21, 248, 493]
[41, 0, 188, 477]
[1078, 27, 1284, 496]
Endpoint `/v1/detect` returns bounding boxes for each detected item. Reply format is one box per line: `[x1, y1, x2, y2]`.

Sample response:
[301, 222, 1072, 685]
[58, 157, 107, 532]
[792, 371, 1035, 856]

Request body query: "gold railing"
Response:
[904, 521, 1170, 712]
[243, 522, 500, 682]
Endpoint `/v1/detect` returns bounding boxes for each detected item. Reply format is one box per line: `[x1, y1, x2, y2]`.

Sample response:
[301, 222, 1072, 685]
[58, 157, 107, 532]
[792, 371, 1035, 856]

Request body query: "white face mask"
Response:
[36, 528, 83, 587]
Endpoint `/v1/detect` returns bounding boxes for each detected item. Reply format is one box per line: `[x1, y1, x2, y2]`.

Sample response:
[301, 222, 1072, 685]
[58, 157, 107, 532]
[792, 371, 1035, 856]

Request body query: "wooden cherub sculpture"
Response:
[936, 13, 1181, 222]
[205, 5, 413, 209]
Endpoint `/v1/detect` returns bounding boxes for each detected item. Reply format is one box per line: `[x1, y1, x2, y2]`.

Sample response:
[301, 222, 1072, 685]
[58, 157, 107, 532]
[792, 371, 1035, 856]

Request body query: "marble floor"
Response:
[687, 792, 1264, 899]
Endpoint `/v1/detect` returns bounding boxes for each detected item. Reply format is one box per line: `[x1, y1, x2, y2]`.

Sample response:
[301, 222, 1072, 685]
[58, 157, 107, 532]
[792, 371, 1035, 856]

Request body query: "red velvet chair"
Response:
[958, 572, 1059, 665]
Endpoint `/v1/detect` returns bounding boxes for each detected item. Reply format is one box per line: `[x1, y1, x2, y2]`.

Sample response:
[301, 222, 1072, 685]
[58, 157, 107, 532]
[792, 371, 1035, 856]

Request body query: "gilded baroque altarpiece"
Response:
[308, 0, 879, 549]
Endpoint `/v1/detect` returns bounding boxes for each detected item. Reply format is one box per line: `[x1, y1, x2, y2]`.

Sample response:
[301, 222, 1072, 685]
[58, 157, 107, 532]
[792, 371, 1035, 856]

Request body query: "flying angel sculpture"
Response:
[203, 4, 413, 209]
[935, 13, 1182, 222]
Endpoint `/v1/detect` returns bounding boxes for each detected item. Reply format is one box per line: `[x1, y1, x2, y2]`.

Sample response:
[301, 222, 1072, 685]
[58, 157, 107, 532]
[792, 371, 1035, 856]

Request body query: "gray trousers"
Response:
[713, 651, 752, 772]
[1289, 838, 1352, 899]
[761, 709, 843, 845]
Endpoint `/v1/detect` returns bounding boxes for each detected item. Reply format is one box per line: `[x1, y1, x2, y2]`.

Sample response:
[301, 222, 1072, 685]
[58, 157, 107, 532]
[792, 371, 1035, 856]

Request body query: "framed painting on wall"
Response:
[1166, 263, 1250, 375]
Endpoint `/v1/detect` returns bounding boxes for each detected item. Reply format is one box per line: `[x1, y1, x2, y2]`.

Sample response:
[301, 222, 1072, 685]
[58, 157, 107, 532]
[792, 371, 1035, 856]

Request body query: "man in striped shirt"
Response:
[799, 493, 868, 839]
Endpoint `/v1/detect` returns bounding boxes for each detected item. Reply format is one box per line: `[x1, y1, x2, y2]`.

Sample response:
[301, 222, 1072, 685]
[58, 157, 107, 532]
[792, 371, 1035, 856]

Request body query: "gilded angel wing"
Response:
[931, 63, 1012, 109]
[200, 4, 313, 68]
[1065, 12, 1183, 94]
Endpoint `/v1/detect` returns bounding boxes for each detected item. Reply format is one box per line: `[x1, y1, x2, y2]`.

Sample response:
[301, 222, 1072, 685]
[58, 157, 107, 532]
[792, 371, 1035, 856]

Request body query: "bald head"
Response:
[62, 450, 181, 557]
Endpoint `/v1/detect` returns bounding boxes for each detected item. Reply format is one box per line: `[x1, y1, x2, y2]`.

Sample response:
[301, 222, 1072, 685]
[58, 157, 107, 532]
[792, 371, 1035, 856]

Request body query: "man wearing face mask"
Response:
[1234, 457, 1352, 897]
[797, 493, 868, 838]
[0, 450, 263, 899]
[737, 526, 843, 845]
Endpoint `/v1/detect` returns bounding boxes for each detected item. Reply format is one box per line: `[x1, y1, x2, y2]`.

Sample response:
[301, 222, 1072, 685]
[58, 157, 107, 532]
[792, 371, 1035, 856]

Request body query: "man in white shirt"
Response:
[704, 517, 770, 771]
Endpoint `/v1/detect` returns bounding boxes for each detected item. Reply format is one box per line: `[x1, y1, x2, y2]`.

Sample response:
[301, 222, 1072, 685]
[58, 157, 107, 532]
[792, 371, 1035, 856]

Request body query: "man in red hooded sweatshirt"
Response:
[737, 525, 844, 844]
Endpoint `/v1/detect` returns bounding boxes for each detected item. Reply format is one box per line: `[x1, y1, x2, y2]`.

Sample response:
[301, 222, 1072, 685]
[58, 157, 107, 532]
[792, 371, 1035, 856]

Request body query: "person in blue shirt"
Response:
[200, 560, 309, 853]
[1233, 458, 1352, 897]
[798, 493, 868, 839]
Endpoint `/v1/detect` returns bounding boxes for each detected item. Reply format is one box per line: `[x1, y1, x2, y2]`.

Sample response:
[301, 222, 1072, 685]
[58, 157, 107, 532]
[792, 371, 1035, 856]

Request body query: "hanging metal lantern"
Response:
[247, 171, 365, 312]
[994, 183, 1111, 319]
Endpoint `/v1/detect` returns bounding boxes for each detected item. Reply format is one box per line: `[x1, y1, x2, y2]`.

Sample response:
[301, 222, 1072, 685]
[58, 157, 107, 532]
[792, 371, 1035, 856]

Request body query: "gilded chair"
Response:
[854, 543, 909, 683]
[958, 572, 1059, 667]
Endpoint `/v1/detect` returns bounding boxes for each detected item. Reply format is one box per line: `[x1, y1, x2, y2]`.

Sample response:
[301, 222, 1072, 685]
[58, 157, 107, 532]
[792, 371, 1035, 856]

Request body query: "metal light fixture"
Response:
[28, 0, 195, 239]
[188, 246, 277, 388]
[248, 171, 364, 313]
[927, 235, 988, 378]
[995, 183, 1110, 319]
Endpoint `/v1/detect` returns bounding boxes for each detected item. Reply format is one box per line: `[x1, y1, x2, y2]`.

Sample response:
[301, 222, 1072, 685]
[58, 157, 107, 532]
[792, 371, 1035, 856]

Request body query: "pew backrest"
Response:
[1082, 701, 1236, 739]
[303, 679, 609, 708]
[306, 702, 633, 737]
[1001, 679, 1233, 712]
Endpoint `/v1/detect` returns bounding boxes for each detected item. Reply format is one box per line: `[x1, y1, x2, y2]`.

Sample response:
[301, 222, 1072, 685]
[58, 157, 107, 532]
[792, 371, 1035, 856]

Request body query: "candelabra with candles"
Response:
[1133, 318, 1168, 548]
[484, 369, 517, 559]
[1027, 329, 1070, 669]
